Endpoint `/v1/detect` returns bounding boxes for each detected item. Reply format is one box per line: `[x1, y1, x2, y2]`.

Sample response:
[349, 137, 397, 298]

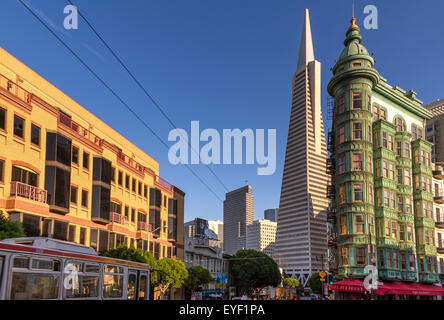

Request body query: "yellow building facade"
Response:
[0, 46, 184, 263]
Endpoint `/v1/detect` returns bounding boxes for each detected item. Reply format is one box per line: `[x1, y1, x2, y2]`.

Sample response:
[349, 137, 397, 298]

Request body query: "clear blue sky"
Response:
[3, 0, 444, 222]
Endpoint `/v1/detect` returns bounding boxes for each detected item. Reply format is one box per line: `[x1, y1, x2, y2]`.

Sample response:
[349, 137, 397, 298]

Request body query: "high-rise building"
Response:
[431, 163, 444, 286]
[328, 16, 440, 295]
[246, 219, 277, 257]
[424, 99, 444, 164]
[276, 9, 330, 286]
[223, 185, 254, 255]
[0, 45, 184, 266]
[264, 208, 278, 222]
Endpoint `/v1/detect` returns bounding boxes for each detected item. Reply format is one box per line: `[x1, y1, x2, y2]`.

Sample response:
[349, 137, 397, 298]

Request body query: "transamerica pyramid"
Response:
[275, 9, 330, 286]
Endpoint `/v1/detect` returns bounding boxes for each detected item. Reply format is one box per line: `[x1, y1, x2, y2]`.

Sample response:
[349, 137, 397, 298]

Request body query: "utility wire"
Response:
[18, 0, 223, 202]
[67, 0, 229, 193]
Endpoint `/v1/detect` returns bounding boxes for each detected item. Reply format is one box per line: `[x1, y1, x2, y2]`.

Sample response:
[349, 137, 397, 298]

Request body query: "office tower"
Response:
[276, 9, 330, 286]
[223, 185, 254, 255]
[246, 219, 277, 257]
[264, 208, 278, 222]
[328, 15, 440, 295]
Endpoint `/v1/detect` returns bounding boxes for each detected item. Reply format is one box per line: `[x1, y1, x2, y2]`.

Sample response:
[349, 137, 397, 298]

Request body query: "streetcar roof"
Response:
[0, 237, 150, 269]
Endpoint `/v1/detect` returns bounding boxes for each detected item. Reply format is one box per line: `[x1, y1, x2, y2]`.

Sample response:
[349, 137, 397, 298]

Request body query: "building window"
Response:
[378, 249, 384, 268]
[81, 190, 88, 208]
[338, 155, 345, 174]
[398, 196, 403, 212]
[0, 159, 4, 183]
[382, 132, 387, 148]
[385, 220, 390, 237]
[420, 257, 425, 272]
[13, 115, 24, 139]
[397, 168, 402, 184]
[79, 227, 86, 245]
[409, 255, 416, 271]
[132, 178, 136, 193]
[352, 91, 362, 109]
[404, 143, 410, 158]
[72, 146, 79, 165]
[401, 254, 407, 270]
[131, 208, 135, 222]
[138, 181, 142, 196]
[339, 185, 346, 204]
[338, 96, 345, 114]
[124, 206, 129, 219]
[383, 161, 388, 177]
[83, 152, 89, 170]
[388, 135, 393, 151]
[368, 155, 372, 173]
[412, 126, 417, 140]
[31, 124, 40, 147]
[407, 225, 413, 241]
[341, 247, 348, 265]
[391, 221, 397, 239]
[367, 95, 371, 111]
[353, 153, 362, 171]
[380, 109, 386, 120]
[405, 169, 411, 186]
[356, 247, 366, 266]
[70, 186, 78, 204]
[118, 171, 123, 186]
[399, 224, 405, 241]
[125, 175, 130, 189]
[383, 190, 389, 207]
[396, 142, 401, 156]
[340, 216, 347, 235]
[352, 123, 362, 140]
[389, 163, 394, 180]
[355, 216, 364, 233]
[144, 185, 148, 198]
[396, 118, 404, 132]
[369, 185, 373, 204]
[373, 105, 379, 121]
[338, 126, 345, 144]
[393, 252, 399, 269]
[387, 249, 392, 268]
[368, 125, 372, 142]
[354, 184, 363, 202]
[390, 192, 396, 209]
[11, 166, 38, 187]
[0, 107, 5, 131]
[111, 167, 115, 184]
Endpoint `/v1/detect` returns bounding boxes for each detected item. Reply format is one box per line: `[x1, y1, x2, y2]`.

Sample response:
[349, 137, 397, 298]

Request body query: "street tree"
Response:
[153, 257, 188, 298]
[307, 273, 322, 295]
[183, 265, 213, 299]
[283, 277, 300, 289]
[230, 249, 281, 297]
[102, 244, 156, 267]
[0, 210, 26, 240]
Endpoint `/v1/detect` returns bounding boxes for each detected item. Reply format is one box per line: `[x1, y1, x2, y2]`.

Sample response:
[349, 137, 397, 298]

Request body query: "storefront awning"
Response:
[331, 279, 444, 296]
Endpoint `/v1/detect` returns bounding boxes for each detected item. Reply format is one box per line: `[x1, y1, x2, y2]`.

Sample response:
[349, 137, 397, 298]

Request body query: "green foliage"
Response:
[0, 211, 26, 240]
[154, 257, 188, 296]
[102, 243, 156, 266]
[184, 265, 213, 292]
[307, 273, 322, 295]
[230, 249, 281, 296]
[283, 277, 300, 288]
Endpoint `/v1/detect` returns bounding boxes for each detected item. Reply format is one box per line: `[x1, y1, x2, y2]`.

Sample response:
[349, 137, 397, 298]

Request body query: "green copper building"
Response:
[327, 17, 441, 290]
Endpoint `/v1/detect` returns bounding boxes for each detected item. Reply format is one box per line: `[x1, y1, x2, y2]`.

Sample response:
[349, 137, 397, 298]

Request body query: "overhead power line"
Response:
[67, 0, 229, 193]
[18, 0, 223, 203]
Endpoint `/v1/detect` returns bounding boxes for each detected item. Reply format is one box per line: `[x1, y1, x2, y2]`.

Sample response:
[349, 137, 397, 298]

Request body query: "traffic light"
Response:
[328, 274, 334, 285]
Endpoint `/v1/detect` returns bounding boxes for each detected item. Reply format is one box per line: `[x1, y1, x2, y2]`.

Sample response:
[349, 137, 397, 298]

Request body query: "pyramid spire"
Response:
[296, 8, 315, 72]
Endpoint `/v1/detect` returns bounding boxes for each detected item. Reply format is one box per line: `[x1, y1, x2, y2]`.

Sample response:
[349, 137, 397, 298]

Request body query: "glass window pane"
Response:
[31, 124, 40, 146]
[139, 274, 147, 300]
[13, 115, 24, 138]
[127, 273, 136, 300]
[10, 273, 60, 299]
[103, 274, 124, 298]
[13, 257, 29, 269]
[85, 264, 100, 274]
[0, 107, 5, 130]
[65, 276, 99, 298]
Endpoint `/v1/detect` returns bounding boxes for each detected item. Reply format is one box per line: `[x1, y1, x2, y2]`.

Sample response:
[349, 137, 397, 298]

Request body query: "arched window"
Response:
[394, 116, 406, 132]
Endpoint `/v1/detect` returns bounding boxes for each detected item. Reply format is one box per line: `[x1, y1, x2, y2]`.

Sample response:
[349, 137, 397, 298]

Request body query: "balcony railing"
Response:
[137, 221, 150, 232]
[10, 181, 47, 204]
[0, 74, 31, 104]
[110, 212, 128, 225]
[58, 112, 103, 148]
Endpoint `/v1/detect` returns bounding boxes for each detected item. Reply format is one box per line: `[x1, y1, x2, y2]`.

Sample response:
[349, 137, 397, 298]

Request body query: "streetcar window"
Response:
[85, 264, 99, 274]
[31, 259, 60, 271]
[64, 261, 99, 299]
[103, 265, 124, 298]
[139, 274, 147, 300]
[65, 276, 99, 299]
[10, 273, 60, 300]
[13, 257, 29, 269]
[127, 273, 136, 300]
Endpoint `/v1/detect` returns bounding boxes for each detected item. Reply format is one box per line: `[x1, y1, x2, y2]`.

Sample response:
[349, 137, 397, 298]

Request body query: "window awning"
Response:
[330, 279, 444, 296]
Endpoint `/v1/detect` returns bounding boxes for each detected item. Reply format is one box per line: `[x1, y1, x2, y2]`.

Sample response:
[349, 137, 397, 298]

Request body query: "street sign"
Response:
[319, 270, 327, 282]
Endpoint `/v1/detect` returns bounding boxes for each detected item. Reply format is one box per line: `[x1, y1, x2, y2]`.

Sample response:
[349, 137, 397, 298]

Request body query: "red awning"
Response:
[331, 279, 444, 296]
[329, 279, 366, 293]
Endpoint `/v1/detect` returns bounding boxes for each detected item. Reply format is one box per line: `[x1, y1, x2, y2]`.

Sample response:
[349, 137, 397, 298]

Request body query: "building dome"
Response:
[333, 17, 374, 73]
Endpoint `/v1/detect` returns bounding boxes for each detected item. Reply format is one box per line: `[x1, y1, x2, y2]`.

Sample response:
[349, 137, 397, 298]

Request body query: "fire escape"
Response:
[326, 95, 338, 275]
